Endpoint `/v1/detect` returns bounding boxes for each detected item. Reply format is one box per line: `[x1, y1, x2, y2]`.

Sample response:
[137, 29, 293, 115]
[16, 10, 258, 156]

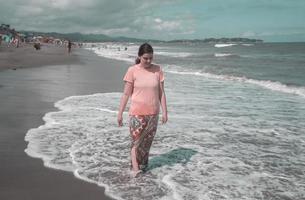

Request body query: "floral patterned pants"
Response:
[129, 115, 159, 171]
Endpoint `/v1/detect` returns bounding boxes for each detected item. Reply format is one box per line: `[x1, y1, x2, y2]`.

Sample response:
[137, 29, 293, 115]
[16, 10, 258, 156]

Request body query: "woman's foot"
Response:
[131, 170, 143, 178]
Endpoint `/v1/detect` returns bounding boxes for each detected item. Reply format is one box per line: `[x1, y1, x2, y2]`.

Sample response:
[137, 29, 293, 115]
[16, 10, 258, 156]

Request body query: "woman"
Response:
[118, 43, 168, 176]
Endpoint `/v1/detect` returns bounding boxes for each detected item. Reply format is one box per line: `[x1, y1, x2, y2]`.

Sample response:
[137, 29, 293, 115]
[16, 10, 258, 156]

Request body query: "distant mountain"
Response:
[20, 31, 111, 42]
[19, 31, 263, 43]
[19, 31, 161, 43]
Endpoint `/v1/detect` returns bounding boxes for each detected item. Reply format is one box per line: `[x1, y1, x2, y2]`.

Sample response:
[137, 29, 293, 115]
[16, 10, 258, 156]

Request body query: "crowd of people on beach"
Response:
[0, 23, 82, 53]
[0, 24, 22, 48]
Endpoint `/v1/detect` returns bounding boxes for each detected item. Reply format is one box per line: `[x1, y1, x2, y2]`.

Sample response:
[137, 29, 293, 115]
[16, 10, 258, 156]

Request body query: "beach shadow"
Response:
[147, 148, 198, 171]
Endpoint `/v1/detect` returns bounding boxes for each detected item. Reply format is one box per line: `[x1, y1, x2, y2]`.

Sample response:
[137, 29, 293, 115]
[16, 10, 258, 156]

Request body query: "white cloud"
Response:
[98, 27, 131, 35]
[1, 0, 305, 41]
[49, 0, 71, 9]
[17, 5, 44, 16]
[171, 30, 195, 35]
[0, 0, 195, 39]
[152, 19, 181, 31]
[154, 18, 162, 23]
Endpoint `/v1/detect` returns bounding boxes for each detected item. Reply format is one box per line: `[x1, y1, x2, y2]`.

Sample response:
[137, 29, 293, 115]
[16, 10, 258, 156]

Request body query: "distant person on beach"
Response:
[67, 40, 72, 53]
[14, 37, 20, 48]
[33, 42, 40, 50]
[118, 43, 168, 177]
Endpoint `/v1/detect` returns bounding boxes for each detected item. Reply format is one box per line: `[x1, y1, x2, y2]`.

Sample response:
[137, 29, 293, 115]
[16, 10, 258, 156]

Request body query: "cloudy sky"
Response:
[1, 0, 305, 42]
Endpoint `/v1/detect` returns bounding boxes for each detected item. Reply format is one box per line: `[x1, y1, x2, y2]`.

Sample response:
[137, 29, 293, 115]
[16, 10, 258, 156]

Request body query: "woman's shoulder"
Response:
[126, 64, 137, 72]
[130, 64, 138, 68]
[151, 64, 162, 71]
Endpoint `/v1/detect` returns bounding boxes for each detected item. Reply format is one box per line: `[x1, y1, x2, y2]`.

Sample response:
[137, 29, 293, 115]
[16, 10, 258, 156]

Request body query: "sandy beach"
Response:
[0, 43, 80, 71]
[0, 44, 128, 200]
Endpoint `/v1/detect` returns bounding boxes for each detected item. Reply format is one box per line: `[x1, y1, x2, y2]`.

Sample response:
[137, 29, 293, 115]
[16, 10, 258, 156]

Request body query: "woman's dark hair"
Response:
[135, 43, 153, 64]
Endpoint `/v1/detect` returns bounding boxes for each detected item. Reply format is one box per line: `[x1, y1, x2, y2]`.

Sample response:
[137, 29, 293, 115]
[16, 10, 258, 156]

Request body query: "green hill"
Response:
[19, 31, 262, 43]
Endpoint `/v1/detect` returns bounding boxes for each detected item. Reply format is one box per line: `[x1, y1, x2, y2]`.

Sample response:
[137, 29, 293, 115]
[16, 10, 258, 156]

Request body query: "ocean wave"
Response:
[166, 69, 305, 98]
[214, 43, 237, 48]
[24, 89, 305, 200]
[23, 93, 202, 200]
[214, 53, 236, 57]
[214, 43, 254, 48]
[86, 47, 134, 63]
[85, 43, 138, 63]
[242, 44, 254, 46]
[155, 51, 193, 58]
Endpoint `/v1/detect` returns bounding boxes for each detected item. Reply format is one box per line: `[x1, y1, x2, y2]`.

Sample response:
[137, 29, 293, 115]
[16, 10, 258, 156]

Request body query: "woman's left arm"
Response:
[159, 81, 168, 124]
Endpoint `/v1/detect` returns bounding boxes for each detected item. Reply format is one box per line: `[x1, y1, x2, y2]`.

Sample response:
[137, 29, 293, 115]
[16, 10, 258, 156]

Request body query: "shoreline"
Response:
[0, 45, 128, 200]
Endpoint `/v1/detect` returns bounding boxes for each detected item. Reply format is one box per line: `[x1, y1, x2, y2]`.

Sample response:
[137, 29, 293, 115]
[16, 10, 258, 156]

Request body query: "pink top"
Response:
[123, 64, 165, 115]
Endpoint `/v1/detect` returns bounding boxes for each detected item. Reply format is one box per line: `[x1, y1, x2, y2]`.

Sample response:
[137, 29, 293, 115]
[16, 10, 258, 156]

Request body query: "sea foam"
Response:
[25, 87, 305, 200]
[165, 66, 305, 98]
[214, 53, 236, 57]
[214, 43, 237, 48]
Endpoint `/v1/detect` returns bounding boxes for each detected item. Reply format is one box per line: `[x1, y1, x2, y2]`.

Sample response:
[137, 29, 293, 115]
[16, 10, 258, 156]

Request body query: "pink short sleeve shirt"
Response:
[123, 64, 164, 115]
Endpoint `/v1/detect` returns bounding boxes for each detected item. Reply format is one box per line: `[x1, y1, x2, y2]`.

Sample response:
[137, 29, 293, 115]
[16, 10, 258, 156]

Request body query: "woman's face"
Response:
[140, 53, 153, 67]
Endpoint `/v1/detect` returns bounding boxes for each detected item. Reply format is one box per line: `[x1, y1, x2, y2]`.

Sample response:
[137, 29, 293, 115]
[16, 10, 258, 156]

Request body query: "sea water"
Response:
[25, 42, 305, 200]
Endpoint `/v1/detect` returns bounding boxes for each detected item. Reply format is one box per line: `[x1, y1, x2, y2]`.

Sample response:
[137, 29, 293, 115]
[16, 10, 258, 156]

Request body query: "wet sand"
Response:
[0, 45, 128, 200]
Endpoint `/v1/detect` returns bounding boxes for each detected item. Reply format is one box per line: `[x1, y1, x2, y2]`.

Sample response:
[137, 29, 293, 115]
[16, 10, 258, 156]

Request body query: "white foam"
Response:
[214, 43, 237, 48]
[214, 53, 234, 57]
[85, 43, 196, 62]
[161, 175, 184, 200]
[25, 91, 303, 200]
[165, 68, 305, 98]
[85, 42, 138, 63]
[155, 51, 193, 58]
[242, 44, 254, 46]
[24, 83, 305, 199]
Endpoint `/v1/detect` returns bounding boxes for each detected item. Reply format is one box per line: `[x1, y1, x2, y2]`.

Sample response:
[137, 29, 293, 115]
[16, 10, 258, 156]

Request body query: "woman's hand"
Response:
[117, 114, 123, 127]
[117, 82, 132, 127]
[161, 113, 168, 124]
[159, 81, 168, 124]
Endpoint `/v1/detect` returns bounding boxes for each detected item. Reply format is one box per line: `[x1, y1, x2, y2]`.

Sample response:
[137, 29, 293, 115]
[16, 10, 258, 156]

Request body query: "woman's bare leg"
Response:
[131, 146, 139, 171]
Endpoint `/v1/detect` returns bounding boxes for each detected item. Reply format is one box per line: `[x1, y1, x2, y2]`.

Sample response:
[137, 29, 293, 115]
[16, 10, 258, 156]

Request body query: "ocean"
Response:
[25, 42, 305, 200]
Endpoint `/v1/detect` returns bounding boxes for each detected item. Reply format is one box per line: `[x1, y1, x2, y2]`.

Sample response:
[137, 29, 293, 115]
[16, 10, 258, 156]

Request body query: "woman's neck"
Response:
[138, 63, 152, 68]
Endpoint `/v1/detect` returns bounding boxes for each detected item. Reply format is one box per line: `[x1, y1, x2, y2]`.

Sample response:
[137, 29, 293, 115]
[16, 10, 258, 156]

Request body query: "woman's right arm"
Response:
[117, 82, 133, 126]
